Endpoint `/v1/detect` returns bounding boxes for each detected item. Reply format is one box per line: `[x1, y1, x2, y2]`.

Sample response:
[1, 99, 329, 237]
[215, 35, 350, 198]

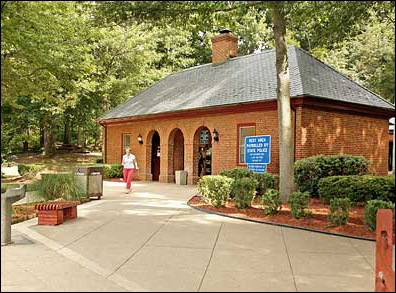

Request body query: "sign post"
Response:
[245, 135, 271, 173]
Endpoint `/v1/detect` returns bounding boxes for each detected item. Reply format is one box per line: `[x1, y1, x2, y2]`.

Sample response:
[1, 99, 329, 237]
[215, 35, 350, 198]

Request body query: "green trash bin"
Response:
[73, 166, 103, 199]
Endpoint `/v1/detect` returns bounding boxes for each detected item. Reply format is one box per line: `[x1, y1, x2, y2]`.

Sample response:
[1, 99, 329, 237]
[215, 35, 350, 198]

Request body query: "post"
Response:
[375, 209, 395, 292]
[1, 185, 26, 245]
[392, 116, 395, 174]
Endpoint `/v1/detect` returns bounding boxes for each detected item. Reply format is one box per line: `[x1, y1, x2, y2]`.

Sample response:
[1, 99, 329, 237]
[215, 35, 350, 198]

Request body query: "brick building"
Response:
[98, 30, 395, 184]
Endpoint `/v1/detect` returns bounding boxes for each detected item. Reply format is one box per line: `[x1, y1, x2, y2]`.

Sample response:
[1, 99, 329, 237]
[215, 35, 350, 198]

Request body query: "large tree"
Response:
[94, 0, 393, 201]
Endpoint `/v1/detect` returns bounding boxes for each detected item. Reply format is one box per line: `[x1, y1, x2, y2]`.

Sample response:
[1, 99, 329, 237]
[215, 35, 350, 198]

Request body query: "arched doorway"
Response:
[168, 128, 184, 182]
[151, 131, 161, 181]
[193, 126, 212, 182]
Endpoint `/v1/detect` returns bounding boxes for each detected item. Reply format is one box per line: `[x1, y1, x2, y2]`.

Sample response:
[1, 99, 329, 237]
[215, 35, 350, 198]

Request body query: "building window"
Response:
[122, 133, 131, 155]
[238, 125, 256, 164]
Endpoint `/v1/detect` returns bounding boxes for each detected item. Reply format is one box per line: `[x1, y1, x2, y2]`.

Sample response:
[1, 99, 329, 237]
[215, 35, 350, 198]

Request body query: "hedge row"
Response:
[318, 175, 395, 204]
[294, 154, 369, 197]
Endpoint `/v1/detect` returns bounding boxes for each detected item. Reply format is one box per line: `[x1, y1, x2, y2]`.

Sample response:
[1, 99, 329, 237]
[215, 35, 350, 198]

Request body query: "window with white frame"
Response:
[239, 126, 255, 164]
[122, 133, 131, 155]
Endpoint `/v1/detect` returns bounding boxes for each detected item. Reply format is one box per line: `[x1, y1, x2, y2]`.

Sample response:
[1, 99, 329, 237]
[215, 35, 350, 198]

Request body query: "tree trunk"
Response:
[43, 116, 56, 157]
[273, 3, 295, 202]
[63, 114, 71, 145]
[77, 125, 81, 148]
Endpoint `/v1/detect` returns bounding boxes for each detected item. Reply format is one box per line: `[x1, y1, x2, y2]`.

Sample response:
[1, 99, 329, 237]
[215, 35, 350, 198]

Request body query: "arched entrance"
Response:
[193, 126, 212, 183]
[168, 128, 184, 182]
[151, 131, 161, 181]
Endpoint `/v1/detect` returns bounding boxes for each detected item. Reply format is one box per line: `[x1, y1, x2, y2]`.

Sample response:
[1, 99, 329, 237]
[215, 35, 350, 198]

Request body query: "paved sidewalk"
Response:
[1, 181, 391, 291]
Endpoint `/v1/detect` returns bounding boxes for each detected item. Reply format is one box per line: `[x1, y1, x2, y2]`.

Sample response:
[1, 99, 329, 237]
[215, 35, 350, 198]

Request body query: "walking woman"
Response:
[122, 147, 139, 193]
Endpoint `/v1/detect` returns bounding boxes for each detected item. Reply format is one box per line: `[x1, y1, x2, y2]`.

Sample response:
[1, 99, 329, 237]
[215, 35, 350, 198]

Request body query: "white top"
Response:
[122, 154, 138, 169]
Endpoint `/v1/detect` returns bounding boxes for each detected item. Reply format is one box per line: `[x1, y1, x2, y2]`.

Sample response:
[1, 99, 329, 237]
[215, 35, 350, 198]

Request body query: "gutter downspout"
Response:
[99, 121, 107, 164]
[393, 115, 395, 174]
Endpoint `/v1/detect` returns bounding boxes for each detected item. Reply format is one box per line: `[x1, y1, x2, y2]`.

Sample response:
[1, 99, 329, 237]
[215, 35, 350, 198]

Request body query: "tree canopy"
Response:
[1, 1, 394, 162]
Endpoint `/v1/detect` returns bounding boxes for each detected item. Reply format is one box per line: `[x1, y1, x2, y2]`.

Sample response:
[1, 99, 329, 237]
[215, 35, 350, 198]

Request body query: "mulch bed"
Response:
[188, 196, 395, 240]
[11, 198, 91, 225]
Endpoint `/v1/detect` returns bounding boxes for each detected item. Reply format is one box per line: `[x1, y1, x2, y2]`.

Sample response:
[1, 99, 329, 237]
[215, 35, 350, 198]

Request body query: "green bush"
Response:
[102, 164, 123, 178]
[288, 191, 312, 219]
[318, 175, 395, 204]
[294, 154, 369, 197]
[220, 167, 275, 197]
[96, 158, 103, 163]
[253, 173, 276, 196]
[35, 173, 84, 201]
[18, 164, 45, 179]
[1, 185, 7, 193]
[233, 177, 258, 209]
[364, 200, 395, 231]
[197, 175, 234, 208]
[328, 198, 352, 227]
[261, 189, 282, 215]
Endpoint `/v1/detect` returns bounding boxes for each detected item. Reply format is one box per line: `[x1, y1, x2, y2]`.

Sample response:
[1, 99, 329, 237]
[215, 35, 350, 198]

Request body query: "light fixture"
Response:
[213, 129, 219, 142]
[138, 134, 143, 144]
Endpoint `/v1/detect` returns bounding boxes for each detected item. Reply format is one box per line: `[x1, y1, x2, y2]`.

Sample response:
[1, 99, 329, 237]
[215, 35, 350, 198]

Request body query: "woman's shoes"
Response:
[125, 188, 131, 194]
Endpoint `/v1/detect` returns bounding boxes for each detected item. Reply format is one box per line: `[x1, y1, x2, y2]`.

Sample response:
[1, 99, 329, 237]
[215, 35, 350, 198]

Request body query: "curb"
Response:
[187, 197, 376, 242]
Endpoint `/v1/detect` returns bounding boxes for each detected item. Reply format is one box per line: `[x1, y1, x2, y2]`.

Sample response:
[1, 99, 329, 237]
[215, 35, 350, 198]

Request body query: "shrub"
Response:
[102, 164, 123, 178]
[18, 164, 45, 179]
[35, 173, 84, 201]
[254, 173, 276, 196]
[288, 191, 312, 218]
[197, 175, 233, 208]
[1, 185, 6, 193]
[294, 154, 369, 197]
[233, 177, 258, 209]
[318, 175, 395, 204]
[96, 158, 104, 163]
[328, 198, 352, 227]
[364, 200, 395, 231]
[220, 168, 253, 198]
[261, 189, 282, 215]
[220, 167, 275, 197]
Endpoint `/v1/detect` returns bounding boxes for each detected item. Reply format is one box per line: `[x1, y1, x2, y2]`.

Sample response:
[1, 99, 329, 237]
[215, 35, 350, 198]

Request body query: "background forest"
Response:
[1, 1, 394, 161]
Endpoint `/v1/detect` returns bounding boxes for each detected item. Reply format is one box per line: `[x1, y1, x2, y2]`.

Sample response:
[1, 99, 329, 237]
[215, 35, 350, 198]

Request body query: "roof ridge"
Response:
[294, 46, 395, 108]
[170, 48, 277, 75]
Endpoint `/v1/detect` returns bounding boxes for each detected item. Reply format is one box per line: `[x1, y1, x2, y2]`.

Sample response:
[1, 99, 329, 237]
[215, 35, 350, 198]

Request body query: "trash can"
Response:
[73, 166, 103, 199]
[175, 170, 187, 185]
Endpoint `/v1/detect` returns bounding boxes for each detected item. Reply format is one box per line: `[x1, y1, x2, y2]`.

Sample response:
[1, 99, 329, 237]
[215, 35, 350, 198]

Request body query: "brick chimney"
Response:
[211, 29, 238, 64]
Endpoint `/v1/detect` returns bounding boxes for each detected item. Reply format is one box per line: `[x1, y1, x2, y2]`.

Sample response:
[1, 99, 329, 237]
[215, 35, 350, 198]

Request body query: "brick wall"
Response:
[104, 102, 390, 183]
[295, 106, 389, 175]
[105, 107, 280, 183]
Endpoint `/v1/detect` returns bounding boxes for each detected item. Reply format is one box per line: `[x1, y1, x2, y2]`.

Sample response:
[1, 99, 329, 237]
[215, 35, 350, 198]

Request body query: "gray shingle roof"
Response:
[99, 46, 394, 121]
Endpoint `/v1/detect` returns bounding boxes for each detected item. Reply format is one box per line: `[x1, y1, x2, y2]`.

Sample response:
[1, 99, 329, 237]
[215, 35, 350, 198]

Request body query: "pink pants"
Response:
[123, 168, 135, 189]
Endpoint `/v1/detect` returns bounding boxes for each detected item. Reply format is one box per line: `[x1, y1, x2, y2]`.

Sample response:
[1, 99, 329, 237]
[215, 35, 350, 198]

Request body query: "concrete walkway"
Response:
[1, 181, 388, 292]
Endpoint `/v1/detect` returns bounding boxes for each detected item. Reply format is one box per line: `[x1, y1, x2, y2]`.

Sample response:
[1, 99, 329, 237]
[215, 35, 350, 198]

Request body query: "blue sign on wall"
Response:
[247, 164, 267, 173]
[245, 135, 271, 164]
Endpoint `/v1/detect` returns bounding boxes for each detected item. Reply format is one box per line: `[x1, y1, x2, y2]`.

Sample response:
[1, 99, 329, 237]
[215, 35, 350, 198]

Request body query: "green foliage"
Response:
[1, 185, 6, 193]
[288, 191, 312, 219]
[96, 158, 104, 164]
[294, 154, 369, 197]
[233, 177, 258, 209]
[102, 164, 123, 179]
[328, 198, 352, 227]
[253, 173, 276, 196]
[34, 173, 84, 201]
[318, 175, 395, 204]
[364, 200, 395, 231]
[261, 189, 282, 215]
[18, 164, 45, 179]
[197, 175, 234, 208]
[220, 168, 275, 198]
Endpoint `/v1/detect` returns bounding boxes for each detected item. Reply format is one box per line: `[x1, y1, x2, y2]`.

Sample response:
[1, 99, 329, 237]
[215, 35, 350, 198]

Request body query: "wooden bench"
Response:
[35, 201, 79, 225]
